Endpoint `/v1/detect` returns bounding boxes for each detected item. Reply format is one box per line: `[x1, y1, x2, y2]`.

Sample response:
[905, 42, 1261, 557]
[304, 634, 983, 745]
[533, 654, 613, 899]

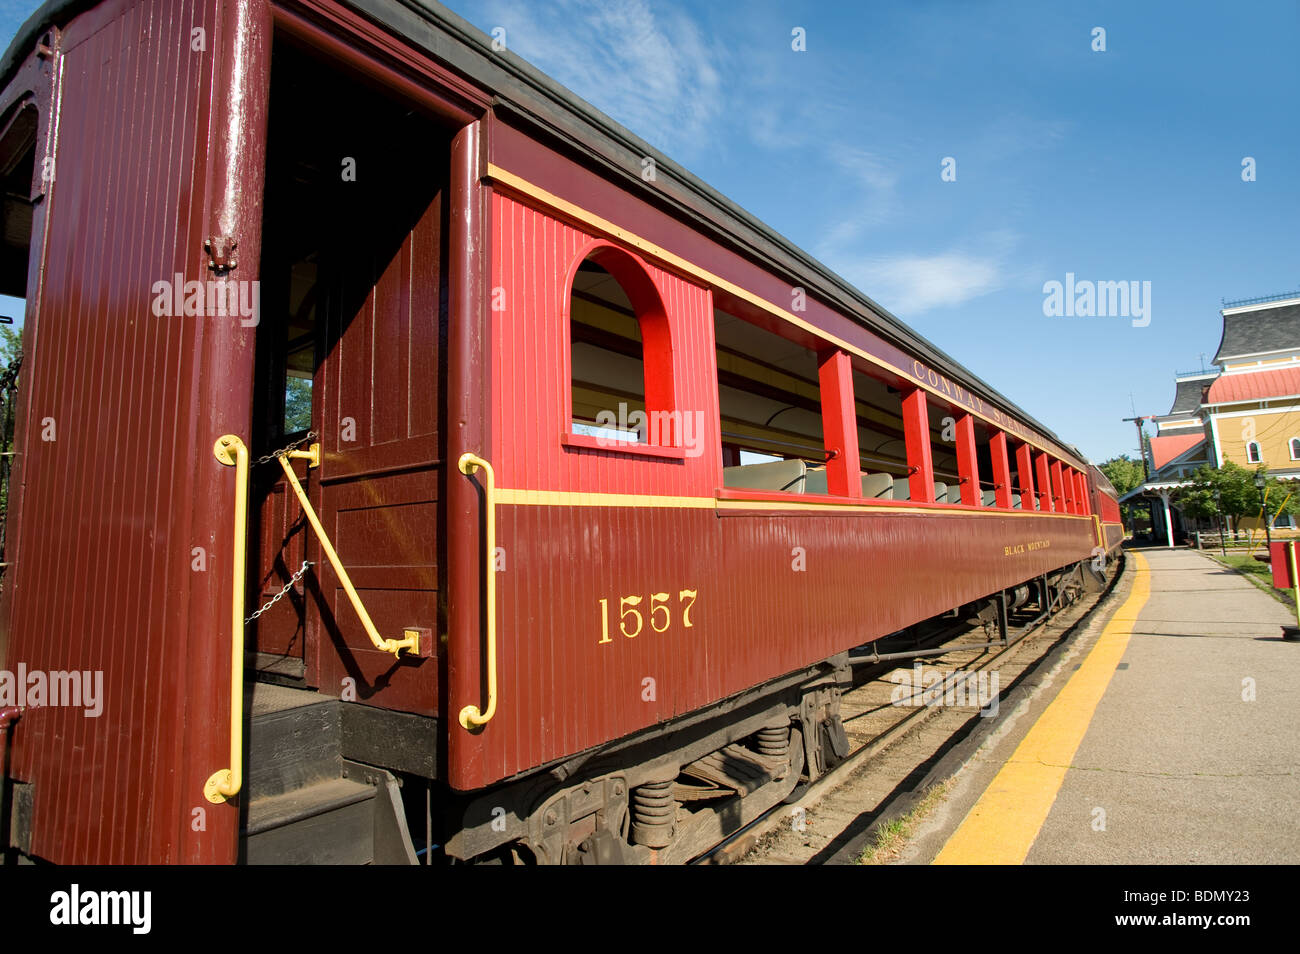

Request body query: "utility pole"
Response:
[1122, 415, 1151, 480]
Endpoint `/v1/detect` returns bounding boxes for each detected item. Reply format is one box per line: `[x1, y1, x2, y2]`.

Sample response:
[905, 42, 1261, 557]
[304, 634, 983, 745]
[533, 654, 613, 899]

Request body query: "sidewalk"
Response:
[917, 548, 1300, 864]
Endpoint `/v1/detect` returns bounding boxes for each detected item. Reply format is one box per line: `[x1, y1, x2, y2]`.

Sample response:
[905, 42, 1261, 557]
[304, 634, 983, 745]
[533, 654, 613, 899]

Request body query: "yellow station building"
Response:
[1127, 294, 1300, 543]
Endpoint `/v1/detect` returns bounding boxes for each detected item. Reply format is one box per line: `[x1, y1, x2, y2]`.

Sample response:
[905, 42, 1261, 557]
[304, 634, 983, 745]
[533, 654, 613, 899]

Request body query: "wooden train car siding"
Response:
[2, 0, 270, 863]
[451, 501, 1098, 788]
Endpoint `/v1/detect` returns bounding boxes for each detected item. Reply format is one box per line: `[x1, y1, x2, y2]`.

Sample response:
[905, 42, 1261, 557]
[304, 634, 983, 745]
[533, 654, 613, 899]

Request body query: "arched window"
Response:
[1246, 441, 1262, 464]
[565, 243, 675, 450]
[1290, 438, 1300, 460]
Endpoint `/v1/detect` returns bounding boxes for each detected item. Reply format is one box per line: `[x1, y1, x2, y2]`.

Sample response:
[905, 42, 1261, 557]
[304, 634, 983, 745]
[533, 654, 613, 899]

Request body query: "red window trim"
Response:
[560, 431, 689, 460]
[564, 239, 678, 451]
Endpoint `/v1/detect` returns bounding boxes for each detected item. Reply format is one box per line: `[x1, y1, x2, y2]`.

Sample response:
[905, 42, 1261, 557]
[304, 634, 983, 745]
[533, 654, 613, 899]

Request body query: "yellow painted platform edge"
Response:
[933, 551, 1151, 865]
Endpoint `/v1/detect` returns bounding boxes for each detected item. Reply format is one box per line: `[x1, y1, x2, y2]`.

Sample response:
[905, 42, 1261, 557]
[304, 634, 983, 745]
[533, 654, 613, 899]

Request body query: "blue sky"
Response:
[1, 0, 1296, 461]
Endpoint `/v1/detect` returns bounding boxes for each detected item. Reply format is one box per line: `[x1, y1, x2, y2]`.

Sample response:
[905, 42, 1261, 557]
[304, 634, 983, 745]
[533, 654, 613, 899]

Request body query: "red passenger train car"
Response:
[0, 0, 1123, 864]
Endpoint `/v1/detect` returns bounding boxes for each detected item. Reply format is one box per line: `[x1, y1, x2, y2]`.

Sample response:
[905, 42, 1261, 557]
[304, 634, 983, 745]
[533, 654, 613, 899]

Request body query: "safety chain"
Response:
[244, 432, 318, 623]
[245, 560, 313, 624]
[252, 430, 317, 467]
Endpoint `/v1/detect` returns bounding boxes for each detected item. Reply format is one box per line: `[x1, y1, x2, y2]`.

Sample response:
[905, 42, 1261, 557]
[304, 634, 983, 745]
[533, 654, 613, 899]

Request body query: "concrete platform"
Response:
[910, 548, 1300, 865]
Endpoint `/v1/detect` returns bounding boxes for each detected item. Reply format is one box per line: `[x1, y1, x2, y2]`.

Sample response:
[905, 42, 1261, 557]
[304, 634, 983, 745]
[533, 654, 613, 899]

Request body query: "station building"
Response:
[1124, 294, 1300, 544]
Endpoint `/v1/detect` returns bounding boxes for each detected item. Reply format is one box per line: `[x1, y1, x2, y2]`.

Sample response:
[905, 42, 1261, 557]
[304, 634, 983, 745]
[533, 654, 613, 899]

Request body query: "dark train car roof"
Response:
[1, 0, 1094, 465]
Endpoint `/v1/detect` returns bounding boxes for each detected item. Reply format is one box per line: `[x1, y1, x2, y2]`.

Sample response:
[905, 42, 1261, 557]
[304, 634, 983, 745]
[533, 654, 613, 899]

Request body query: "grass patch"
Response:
[1208, 551, 1273, 584]
[857, 778, 954, 865]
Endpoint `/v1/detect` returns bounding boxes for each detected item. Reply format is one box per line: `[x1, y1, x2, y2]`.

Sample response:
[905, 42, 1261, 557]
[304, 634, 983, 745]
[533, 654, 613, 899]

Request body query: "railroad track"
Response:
[690, 559, 1123, 865]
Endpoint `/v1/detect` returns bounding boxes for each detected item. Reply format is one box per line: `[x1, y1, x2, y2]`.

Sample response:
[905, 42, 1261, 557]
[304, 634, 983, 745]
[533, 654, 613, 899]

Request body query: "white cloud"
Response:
[837, 250, 1004, 315]
[813, 145, 901, 244]
[480, 0, 724, 156]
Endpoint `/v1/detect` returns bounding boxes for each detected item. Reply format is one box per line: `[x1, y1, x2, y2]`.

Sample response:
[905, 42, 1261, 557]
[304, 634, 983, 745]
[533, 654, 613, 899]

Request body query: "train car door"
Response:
[251, 43, 448, 713]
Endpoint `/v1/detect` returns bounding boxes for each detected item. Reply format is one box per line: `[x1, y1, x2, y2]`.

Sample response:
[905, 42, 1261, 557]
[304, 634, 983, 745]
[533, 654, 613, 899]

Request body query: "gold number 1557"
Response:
[599, 589, 697, 644]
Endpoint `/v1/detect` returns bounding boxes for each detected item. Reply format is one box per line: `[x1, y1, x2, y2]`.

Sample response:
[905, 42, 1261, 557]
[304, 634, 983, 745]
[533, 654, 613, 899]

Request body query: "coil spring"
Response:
[756, 724, 790, 759]
[630, 780, 676, 848]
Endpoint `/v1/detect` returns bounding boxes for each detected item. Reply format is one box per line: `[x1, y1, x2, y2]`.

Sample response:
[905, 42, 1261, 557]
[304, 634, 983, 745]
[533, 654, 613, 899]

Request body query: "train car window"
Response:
[568, 246, 674, 447]
[714, 309, 825, 493]
[1246, 441, 1261, 464]
[851, 369, 910, 500]
[927, 400, 963, 502]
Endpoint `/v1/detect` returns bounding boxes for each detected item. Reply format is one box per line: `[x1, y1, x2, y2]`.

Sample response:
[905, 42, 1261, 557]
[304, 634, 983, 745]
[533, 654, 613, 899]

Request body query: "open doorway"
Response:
[248, 40, 451, 703]
[0, 102, 36, 593]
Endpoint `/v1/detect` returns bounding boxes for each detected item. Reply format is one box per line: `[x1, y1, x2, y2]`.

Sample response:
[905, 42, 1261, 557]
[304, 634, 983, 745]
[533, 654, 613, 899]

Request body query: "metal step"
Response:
[246, 683, 341, 800]
[240, 682, 419, 865]
[244, 777, 377, 865]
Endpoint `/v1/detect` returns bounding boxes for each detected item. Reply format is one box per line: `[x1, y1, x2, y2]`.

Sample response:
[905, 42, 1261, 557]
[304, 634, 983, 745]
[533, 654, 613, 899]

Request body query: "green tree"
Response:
[1178, 464, 1243, 521]
[1175, 462, 1297, 530]
[0, 323, 20, 366]
[1258, 468, 1300, 521]
[284, 376, 312, 434]
[1099, 454, 1144, 497]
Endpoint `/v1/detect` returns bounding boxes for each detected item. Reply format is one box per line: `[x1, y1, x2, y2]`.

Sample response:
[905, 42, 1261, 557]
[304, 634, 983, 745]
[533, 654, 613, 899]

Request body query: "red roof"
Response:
[1206, 367, 1300, 404]
[1150, 433, 1205, 471]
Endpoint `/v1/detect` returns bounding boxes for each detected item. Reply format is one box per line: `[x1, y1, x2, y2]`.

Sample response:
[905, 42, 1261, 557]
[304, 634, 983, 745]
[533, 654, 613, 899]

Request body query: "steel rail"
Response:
[691, 626, 1021, 865]
[691, 557, 1115, 864]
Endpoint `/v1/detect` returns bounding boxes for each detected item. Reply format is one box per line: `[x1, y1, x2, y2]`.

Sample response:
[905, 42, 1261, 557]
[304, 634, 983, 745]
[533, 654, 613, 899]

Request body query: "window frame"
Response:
[561, 240, 684, 460]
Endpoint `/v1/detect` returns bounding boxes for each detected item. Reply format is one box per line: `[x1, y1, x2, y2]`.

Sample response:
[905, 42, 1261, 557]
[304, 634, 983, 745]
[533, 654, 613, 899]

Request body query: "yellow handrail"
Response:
[206, 434, 249, 804]
[276, 448, 420, 658]
[205, 435, 421, 804]
[457, 452, 498, 729]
